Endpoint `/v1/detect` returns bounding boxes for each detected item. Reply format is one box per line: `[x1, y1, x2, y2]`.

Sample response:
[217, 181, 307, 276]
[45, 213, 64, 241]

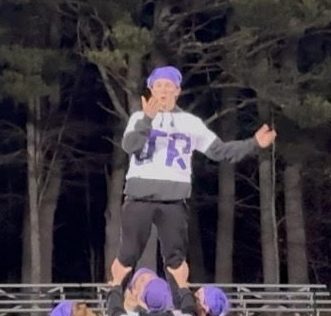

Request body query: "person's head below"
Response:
[195, 286, 230, 316]
[50, 301, 96, 316]
[147, 66, 182, 112]
[125, 268, 174, 313]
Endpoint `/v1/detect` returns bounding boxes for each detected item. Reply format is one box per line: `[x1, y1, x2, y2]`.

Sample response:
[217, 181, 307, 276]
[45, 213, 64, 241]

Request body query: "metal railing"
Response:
[0, 283, 330, 315]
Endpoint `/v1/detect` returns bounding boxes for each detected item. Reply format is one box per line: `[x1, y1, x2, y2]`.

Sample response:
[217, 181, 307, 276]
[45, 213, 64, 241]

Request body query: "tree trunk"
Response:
[21, 205, 32, 284]
[215, 90, 237, 283]
[188, 205, 206, 282]
[284, 162, 309, 283]
[23, 94, 62, 284]
[259, 153, 279, 283]
[37, 11, 62, 284]
[22, 97, 42, 284]
[85, 166, 99, 282]
[39, 162, 61, 283]
[258, 102, 279, 284]
[104, 143, 126, 279]
[216, 163, 235, 282]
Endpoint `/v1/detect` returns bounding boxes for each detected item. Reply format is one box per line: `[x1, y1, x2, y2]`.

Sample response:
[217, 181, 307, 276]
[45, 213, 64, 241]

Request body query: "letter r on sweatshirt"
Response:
[166, 133, 191, 169]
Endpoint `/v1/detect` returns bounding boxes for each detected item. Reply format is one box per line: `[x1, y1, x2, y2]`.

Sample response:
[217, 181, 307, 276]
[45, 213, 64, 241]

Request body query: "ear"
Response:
[175, 87, 181, 97]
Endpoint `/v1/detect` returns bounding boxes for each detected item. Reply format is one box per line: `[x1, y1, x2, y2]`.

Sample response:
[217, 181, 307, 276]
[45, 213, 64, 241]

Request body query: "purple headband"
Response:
[147, 66, 182, 88]
[141, 278, 174, 312]
[129, 268, 157, 290]
[50, 301, 73, 316]
[203, 286, 230, 316]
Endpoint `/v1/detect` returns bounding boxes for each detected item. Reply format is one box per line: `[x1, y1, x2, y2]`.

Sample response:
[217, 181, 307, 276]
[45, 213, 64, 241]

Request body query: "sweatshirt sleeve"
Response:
[194, 117, 259, 163]
[178, 288, 197, 316]
[204, 137, 259, 162]
[106, 285, 127, 316]
[121, 111, 152, 154]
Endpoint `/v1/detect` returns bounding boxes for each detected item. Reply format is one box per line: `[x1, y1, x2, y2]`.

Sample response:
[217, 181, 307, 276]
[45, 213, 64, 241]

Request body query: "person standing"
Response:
[110, 65, 276, 304]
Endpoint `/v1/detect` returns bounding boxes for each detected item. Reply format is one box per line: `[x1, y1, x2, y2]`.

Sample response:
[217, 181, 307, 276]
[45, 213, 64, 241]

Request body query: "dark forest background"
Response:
[0, 0, 330, 287]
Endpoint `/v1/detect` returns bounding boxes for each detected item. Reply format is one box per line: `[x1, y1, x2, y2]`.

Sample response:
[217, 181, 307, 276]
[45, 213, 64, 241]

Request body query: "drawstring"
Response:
[160, 113, 164, 128]
[170, 112, 175, 127]
[159, 112, 175, 128]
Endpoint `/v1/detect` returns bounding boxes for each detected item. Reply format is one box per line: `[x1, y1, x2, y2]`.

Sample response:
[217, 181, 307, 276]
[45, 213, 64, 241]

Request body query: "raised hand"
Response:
[141, 95, 159, 119]
[254, 124, 277, 148]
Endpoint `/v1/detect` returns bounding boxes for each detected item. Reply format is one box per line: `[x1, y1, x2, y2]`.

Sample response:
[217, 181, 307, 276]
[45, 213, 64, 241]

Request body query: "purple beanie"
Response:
[141, 278, 173, 312]
[203, 286, 230, 316]
[50, 301, 73, 316]
[147, 66, 182, 88]
[129, 268, 157, 290]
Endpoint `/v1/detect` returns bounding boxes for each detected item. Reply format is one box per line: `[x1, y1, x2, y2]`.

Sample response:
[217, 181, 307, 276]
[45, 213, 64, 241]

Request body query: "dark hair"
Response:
[142, 87, 152, 101]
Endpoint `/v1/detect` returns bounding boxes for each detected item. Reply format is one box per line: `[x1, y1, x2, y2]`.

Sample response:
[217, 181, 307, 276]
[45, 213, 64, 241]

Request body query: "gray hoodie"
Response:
[122, 108, 258, 201]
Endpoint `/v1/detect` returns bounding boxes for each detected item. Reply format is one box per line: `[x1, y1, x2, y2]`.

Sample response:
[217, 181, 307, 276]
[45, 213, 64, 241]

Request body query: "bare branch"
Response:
[0, 193, 24, 201]
[97, 64, 129, 121]
[236, 171, 260, 192]
[38, 96, 73, 206]
[235, 202, 260, 210]
[0, 150, 24, 165]
[205, 97, 257, 125]
[102, 136, 122, 149]
[247, 35, 288, 58]
[0, 120, 25, 137]
[97, 102, 122, 118]
[61, 143, 108, 157]
[235, 194, 257, 204]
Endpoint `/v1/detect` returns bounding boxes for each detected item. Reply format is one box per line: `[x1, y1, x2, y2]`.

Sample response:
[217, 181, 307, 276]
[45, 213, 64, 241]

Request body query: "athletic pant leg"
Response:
[155, 201, 189, 268]
[117, 200, 154, 267]
[154, 201, 189, 308]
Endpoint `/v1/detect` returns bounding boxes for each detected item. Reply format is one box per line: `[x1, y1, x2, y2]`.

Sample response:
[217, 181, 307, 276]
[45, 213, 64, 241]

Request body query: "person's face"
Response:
[72, 303, 96, 316]
[150, 79, 181, 112]
[131, 272, 156, 298]
[125, 272, 157, 310]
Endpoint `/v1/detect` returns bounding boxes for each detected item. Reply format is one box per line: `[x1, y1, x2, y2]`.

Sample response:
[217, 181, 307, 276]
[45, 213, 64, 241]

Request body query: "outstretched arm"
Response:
[204, 137, 259, 163]
[195, 119, 276, 163]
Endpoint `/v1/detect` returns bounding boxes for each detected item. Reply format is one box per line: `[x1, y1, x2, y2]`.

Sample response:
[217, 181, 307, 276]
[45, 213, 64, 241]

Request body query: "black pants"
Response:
[117, 199, 189, 268]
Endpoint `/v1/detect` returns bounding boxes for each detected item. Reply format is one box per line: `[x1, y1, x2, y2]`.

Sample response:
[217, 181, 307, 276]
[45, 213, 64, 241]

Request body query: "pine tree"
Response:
[0, 0, 72, 283]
